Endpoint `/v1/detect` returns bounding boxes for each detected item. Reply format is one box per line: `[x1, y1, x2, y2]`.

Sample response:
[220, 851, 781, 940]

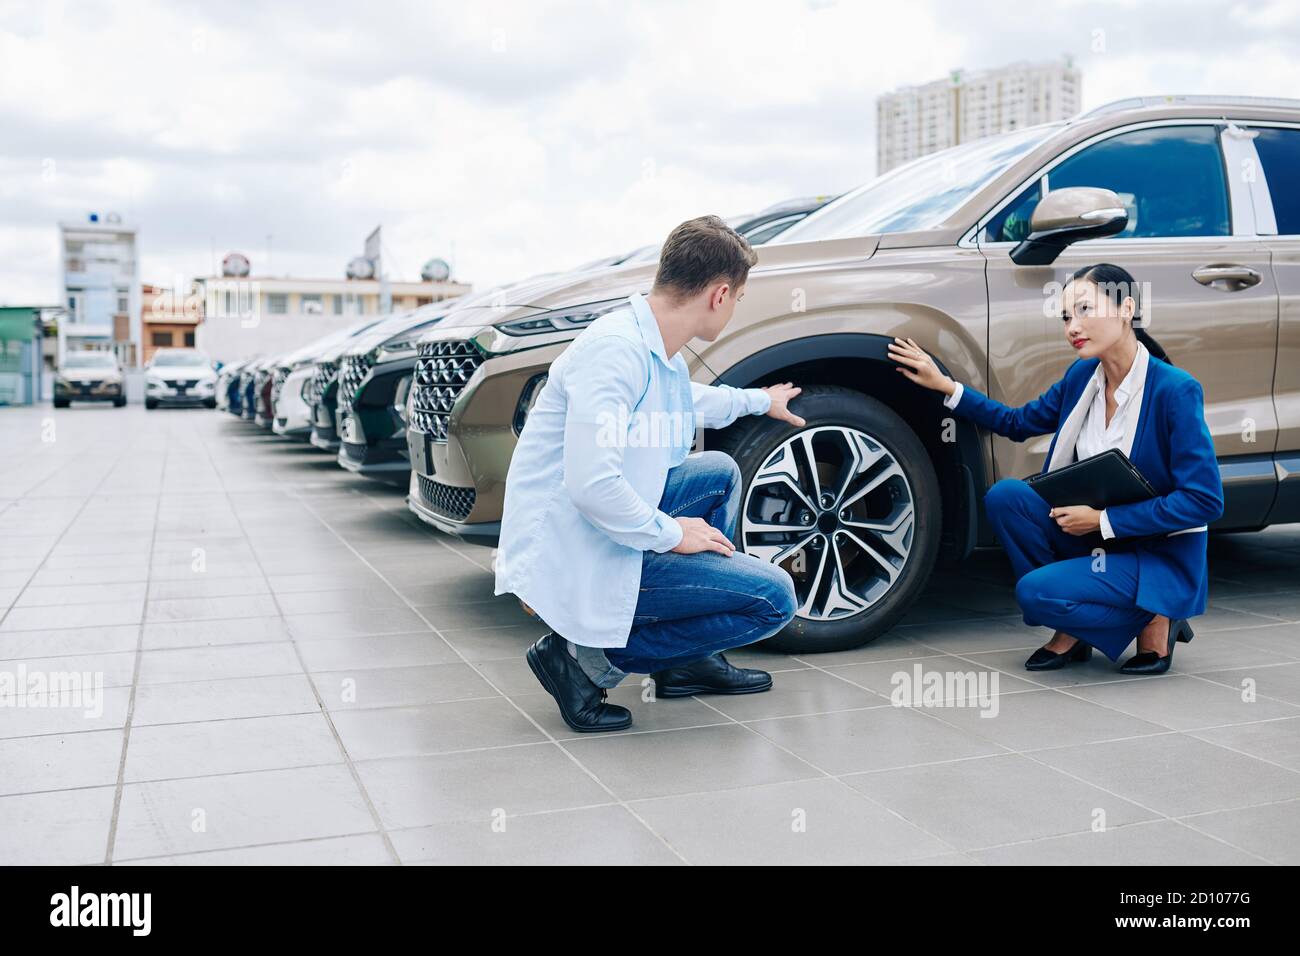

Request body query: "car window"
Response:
[776, 124, 1060, 242]
[983, 125, 1230, 243]
[1253, 127, 1300, 235]
[743, 214, 806, 245]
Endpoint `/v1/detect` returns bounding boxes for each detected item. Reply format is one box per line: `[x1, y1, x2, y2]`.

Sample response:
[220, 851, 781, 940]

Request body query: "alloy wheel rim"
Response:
[740, 425, 915, 622]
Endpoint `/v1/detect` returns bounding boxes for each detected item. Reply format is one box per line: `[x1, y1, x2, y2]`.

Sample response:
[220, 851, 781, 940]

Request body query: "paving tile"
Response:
[1029, 734, 1300, 817]
[137, 643, 303, 684]
[702, 667, 884, 720]
[131, 673, 321, 726]
[0, 729, 124, 795]
[331, 698, 546, 760]
[1064, 674, 1297, 730]
[284, 607, 430, 640]
[749, 705, 1006, 775]
[115, 834, 393, 865]
[1189, 716, 1300, 771]
[356, 745, 611, 829]
[0, 786, 116, 865]
[1, 599, 143, 631]
[0, 686, 132, 739]
[923, 687, 1170, 751]
[1197, 662, 1300, 706]
[112, 765, 376, 858]
[313, 662, 498, 710]
[970, 819, 1264, 865]
[843, 753, 1159, 851]
[124, 713, 342, 781]
[1178, 799, 1300, 865]
[631, 777, 951, 865]
[564, 724, 820, 800]
[295, 632, 461, 671]
[389, 805, 679, 865]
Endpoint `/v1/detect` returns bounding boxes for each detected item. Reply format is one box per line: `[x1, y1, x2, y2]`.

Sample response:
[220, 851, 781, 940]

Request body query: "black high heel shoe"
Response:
[1119, 618, 1194, 675]
[1025, 637, 1093, 671]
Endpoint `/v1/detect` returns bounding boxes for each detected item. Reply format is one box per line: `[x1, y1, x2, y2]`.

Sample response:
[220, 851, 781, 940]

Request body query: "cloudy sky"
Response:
[1, 0, 1298, 304]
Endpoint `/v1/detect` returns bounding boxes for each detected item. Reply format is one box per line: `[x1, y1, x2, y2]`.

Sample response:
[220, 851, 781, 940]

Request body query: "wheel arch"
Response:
[706, 332, 991, 562]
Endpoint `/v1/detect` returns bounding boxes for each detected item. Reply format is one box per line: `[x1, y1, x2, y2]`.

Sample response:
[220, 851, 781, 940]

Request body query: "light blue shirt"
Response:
[493, 293, 772, 648]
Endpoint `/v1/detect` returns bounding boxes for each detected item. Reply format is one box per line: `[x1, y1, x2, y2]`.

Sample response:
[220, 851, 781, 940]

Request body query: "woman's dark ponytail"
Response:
[1065, 262, 1172, 366]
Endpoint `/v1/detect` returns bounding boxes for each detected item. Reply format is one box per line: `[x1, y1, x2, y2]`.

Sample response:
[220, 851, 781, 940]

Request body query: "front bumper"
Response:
[273, 366, 315, 439]
[55, 380, 123, 402]
[310, 395, 340, 451]
[147, 380, 216, 405]
[335, 355, 415, 484]
[405, 331, 565, 543]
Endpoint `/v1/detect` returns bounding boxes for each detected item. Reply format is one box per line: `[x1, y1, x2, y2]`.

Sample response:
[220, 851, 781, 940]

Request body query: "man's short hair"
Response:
[652, 215, 758, 302]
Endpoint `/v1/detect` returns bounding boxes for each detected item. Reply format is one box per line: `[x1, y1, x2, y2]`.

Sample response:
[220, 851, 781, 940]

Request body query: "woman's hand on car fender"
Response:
[889, 337, 956, 395]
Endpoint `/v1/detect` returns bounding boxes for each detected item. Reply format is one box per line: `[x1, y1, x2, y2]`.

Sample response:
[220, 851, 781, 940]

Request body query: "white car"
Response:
[145, 348, 218, 409]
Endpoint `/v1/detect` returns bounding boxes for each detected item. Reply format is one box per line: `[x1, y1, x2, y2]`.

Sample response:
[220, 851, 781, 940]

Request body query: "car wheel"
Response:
[113, 397, 127, 408]
[712, 384, 941, 653]
[203, 398, 217, 409]
[145, 398, 158, 410]
[53, 398, 69, 408]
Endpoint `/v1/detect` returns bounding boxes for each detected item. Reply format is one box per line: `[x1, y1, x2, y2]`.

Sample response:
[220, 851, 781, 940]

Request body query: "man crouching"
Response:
[494, 215, 804, 731]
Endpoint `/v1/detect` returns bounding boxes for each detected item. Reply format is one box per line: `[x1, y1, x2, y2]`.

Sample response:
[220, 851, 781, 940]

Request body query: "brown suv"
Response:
[405, 95, 1300, 652]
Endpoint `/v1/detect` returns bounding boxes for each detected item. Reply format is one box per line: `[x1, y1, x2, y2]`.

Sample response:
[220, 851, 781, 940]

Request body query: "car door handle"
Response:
[1191, 264, 1262, 289]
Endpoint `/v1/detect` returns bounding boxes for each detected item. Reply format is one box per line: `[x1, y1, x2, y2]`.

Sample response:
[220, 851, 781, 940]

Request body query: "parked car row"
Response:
[221, 95, 1300, 654]
[53, 347, 218, 409]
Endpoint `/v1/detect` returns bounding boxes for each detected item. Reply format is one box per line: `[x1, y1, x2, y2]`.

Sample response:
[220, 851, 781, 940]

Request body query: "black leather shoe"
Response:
[651, 653, 773, 698]
[525, 633, 633, 732]
[1120, 618, 1193, 676]
[1024, 637, 1093, 671]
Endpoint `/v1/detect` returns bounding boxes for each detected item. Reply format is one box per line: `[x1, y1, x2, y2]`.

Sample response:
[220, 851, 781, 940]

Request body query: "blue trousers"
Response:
[582, 451, 798, 683]
[985, 478, 1155, 662]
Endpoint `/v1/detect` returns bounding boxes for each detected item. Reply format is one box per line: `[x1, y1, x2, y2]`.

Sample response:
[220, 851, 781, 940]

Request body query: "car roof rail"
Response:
[1078, 94, 1300, 118]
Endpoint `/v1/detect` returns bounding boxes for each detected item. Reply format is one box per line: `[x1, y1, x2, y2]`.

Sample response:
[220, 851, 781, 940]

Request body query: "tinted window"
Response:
[984, 125, 1230, 242]
[1253, 127, 1300, 235]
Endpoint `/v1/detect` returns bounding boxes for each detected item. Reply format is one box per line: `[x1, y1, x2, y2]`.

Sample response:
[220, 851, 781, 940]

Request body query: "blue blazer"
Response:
[953, 356, 1225, 621]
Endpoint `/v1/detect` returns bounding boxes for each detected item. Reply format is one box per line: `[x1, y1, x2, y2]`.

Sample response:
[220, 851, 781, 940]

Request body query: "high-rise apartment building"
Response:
[877, 59, 1082, 173]
[59, 213, 142, 365]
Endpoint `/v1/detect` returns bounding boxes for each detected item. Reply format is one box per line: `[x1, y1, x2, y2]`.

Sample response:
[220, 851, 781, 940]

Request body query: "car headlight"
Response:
[494, 298, 626, 337]
[513, 373, 548, 435]
[146, 375, 163, 388]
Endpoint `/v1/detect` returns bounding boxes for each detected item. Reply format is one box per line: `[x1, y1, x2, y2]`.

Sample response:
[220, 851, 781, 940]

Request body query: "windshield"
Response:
[151, 349, 211, 367]
[776, 124, 1062, 242]
[64, 352, 116, 368]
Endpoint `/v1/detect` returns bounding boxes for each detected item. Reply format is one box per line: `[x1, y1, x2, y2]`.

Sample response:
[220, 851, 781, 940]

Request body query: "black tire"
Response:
[145, 398, 158, 410]
[113, 397, 127, 408]
[53, 398, 69, 409]
[712, 384, 941, 653]
[203, 398, 217, 409]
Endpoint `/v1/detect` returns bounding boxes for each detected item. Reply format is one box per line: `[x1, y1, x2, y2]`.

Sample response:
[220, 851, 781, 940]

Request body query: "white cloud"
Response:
[0, 0, 1297, 306]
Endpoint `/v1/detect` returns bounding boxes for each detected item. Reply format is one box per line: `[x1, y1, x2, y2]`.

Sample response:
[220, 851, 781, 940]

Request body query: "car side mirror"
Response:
[1009, 187, 1129, 266]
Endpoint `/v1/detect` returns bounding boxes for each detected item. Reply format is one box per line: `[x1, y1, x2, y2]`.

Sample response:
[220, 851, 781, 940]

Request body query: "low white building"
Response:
[194, 259, 470, 363]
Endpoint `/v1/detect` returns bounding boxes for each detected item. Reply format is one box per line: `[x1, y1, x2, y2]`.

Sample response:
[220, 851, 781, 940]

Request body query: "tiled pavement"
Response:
[1, 403, 1298, 866]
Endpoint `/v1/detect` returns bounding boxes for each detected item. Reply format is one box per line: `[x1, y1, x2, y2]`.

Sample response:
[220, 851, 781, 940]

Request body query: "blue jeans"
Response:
[985, 477, 1155, 662]
[577, 451, 798, 686]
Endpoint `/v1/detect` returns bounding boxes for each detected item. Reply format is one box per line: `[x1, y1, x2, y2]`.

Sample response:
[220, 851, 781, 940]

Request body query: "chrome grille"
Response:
[416, 474, 476, 521]
[337, 354, 373, 413]
[411, 340, 483, 442]
[304, 361, 338, 407]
